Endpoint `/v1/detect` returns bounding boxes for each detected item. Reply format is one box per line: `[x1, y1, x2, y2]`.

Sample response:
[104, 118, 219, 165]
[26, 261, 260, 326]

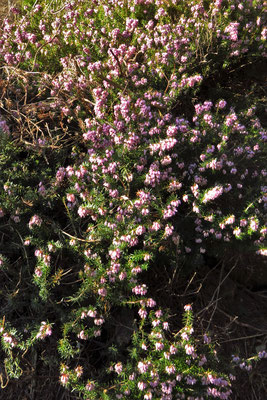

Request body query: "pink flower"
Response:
[75, 366, 83, 378]
[181, 332, 189, 341]
[138, 381, 147, 391]
[87, 309, 97, 318]
[60, 373, 69, 385]
[119, 271, 127, 280]
[29, 215, 42, 229]
[203, 334, 211, 344]
[129, 373, 136, 381]
[67, 193, 75, 202]
[136, 225, 146, 235]
[166, 364, 176, 374]
[114, 362, 123, 374]
[138, 361, 149, 373]
[146, 298, 156, 308]
[163, 322, 169, 330]
[216, 100, 227, 109]
[138, 308, 147, 319]
[36, 321, 52, 339]
[186, 375, 196, 385]
[170, 345, 177, 354]
[144, 391, 152, 400]
[164, 352, 170, 360]
[151, 221, 161, 231]
[184, 304, 192, 312]
[233, 227, 241, 237]
[240, 219, 247, 227]
[185, 344, 195, 355]
[164, 224, 174, 237]
[78, 207, 89, 218]
[155, 342, 164, 351]
[202, 186, 223, 203]
[132, 284, 148, 296]
[98, 288, 107, 297]
[109, 248, 121, 260]
[141, 342, 147, 350]
[77, 330, 88, 340]
[85, 381, 95, 391]
[249, 218, 258, 231]
[34, 267, 42, 277]
[94, 318, 105, 326]
[225, 215, 235, 225]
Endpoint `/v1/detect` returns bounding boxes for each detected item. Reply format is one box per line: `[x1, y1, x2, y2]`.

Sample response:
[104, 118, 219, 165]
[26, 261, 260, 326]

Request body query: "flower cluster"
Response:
[35, 321, 52, 340]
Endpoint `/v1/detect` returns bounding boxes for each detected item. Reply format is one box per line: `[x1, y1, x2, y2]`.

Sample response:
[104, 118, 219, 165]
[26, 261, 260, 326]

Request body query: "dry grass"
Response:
[0, 0, 20, 22]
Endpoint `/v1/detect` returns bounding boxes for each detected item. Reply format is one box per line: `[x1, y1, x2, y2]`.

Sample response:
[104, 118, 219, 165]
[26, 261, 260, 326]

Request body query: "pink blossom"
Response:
[203, 334, 211, 344]
[3, 332, 17, 347]
[216, 99, 227, 109]
[164, 224, 174, 237]
[166, 364, 176, 374]
[34, 267, 43, 277]
[85, 381, 95, 391]
[114, 362, 123, 374]
[155, 342, 164, 351]
[186, 375, 196, 385]
[60, 373, 69, 385]
[202, 186, 223, 203]
[181, 332, 189, 341]
[144, 391, 152, 400]
[185, 344, 195, 355]
[225, 215, 235, 225]
[138, 361, 149, 373]
[94, 318, 105, 326]
[184, 304, 192, 312]
[136, 225, 146, 235]
[138, 308, 147, 319]
[138, 381, 147, 391]
[109, 248, 121, 260]
[163, 322, 169, 330]
[77, 330, 88, 340]
[249, 218, 259, 231]
[119, 271, 127, 280]
[132, 284, 148, 296]
[87, 309, 97, 318]
[36, 321, 52, 339]
[78, 207, 90, 218]
[150, 221, 161, 231]
[29, 215, 42, 229]
[98, 288, 107, 297]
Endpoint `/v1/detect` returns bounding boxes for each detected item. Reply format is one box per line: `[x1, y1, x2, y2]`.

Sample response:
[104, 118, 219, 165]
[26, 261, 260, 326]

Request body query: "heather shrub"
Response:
[0, 0, 266, 399]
